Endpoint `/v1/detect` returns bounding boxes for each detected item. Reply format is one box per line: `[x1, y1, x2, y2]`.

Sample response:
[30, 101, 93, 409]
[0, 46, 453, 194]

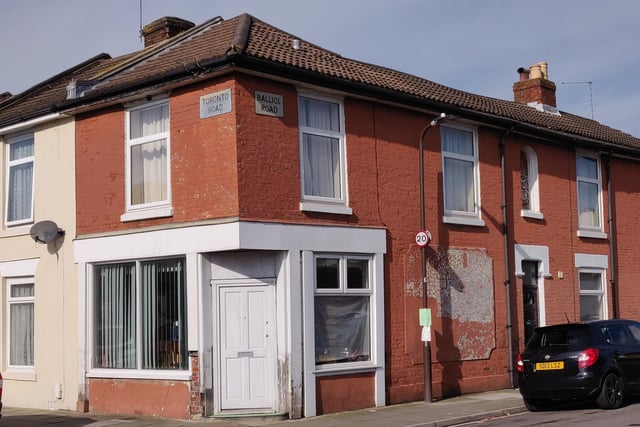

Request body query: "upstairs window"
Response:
[298, 94, 350, 214]
[576, 154, 602, 231]
[440, 125, 482, 225]
[5, 134, 34, 226]
[520, 146, 542, 219]
[123, 100, 172, 221]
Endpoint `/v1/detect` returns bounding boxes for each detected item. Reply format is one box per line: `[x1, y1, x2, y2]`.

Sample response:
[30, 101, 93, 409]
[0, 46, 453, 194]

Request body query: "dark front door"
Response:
[522, 261, 539, 345]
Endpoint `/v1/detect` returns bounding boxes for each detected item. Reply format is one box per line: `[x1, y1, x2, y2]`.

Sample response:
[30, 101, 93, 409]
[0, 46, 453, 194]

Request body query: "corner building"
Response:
[2, 13, 640, 421]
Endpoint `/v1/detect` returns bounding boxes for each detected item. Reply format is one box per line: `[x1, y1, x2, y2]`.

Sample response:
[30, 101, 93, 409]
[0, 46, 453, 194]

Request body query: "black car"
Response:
[517, 319, 640, 411]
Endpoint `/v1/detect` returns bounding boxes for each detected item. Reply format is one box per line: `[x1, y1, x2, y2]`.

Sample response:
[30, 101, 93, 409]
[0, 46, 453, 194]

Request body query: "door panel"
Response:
[218, 284, 275, 411]
[522, 261, 539, 345]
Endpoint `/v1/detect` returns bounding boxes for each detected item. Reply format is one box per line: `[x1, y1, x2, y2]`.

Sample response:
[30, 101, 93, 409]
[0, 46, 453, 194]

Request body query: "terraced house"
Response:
[2, 12, 640, 420]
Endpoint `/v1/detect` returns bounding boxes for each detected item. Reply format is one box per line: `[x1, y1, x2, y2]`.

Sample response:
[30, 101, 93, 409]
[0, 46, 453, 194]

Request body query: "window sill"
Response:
[577, 229, 608, 239]
[521, 210, 544, 220]
[442, 215, 486, 227]
[313, 361, 380, 376]
[5, 218, 33, 228]
[120, 205, 174, 222]
[4, 368, 36, 381]
[87, 368, 191, 381]
[300, 201, 352, 215]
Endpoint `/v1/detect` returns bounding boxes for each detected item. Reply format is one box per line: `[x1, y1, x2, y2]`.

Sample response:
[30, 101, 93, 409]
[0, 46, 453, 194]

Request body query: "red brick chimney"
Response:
[141, 16, 195, 48]
[513, 61, 557, 111]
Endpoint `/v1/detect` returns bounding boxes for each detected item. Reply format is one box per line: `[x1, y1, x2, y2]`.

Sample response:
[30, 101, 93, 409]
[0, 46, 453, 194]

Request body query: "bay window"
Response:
[92, 257, 187, 370]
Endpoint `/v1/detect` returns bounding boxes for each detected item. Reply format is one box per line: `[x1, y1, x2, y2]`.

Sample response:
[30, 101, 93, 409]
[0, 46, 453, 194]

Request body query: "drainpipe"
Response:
[605, 152, 618, 318]
[499, 129, 515, 388]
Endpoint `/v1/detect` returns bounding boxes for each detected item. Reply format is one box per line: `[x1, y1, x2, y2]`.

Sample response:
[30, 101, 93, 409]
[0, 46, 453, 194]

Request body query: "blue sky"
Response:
[2, 0, 639, 136]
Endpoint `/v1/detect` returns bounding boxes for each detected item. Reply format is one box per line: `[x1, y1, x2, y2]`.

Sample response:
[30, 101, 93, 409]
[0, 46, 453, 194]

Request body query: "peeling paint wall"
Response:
[426, 247, 495, 360]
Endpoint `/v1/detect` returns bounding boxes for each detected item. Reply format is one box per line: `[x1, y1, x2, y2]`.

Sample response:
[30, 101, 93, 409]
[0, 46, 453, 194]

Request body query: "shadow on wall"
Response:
[426, 245, 495, 397]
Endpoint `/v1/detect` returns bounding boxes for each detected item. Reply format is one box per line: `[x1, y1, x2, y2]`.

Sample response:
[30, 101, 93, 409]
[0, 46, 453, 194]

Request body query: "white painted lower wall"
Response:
[74, 221, 387, 417]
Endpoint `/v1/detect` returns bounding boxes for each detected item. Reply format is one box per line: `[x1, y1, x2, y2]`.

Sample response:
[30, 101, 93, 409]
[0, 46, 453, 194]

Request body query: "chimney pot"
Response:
[529, 64, 542, 79]
[513, 62, 557, 109]
[517, 67, 530, 81]
[538, 62, 548, 80]
[141, 16, 195, 48]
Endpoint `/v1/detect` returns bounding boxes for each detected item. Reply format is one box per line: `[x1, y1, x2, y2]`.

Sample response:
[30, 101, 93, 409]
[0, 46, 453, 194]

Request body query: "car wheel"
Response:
[523, 398, 550, 411]
[596, 373, 624, 409]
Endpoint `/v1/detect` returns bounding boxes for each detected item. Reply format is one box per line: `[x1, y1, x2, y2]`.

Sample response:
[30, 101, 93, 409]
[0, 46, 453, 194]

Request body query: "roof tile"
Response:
[2, 13, 638, 151]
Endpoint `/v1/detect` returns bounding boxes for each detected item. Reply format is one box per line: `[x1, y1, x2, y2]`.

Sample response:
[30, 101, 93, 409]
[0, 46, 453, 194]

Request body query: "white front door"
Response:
[217, 281, 275, 411]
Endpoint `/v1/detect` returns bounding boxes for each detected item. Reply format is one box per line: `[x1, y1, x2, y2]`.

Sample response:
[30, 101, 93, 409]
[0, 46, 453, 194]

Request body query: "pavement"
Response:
[0, 388, 527, 427]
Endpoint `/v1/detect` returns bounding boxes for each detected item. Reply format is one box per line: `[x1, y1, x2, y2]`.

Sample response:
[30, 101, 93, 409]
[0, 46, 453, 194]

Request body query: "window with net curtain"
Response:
[128, 102, 169, 207]
[314, 256, 371, 365]
[92, 258, 188, 370]
[576, 155, 601, 229]
[441, 126, 477, 214]
[298, 96, 344, 201]
[6, 134, 34, 225]
[579, 270, 604, 321]
[8, 279, 34, 367]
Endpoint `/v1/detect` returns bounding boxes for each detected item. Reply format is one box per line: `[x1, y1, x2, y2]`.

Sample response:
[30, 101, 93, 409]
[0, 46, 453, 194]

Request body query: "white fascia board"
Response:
[74, 221, 387, 263]
[0, 113, 62, 134]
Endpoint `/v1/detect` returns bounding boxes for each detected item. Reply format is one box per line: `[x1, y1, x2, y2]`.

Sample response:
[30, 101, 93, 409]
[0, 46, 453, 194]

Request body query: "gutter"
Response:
[231, 56, 640, 157]
[0, 112, 63, 134]
[45, 49, 640, 160]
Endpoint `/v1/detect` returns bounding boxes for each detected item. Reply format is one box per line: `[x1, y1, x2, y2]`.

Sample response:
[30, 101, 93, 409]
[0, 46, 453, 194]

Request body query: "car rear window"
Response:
[535, 327, 589, 348]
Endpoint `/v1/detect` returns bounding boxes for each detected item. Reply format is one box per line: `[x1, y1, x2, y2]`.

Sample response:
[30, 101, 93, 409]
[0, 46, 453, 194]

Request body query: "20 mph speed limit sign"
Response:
[415, 230, 432, 247]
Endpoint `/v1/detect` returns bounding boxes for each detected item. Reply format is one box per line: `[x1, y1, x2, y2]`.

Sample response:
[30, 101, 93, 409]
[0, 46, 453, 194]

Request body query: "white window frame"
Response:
[121, 98, 173, 222]
[440, 124, 484, 226]
[576, 153, 606, 239]
[88, 257, 189, 380]
[578, 268, 606, 321]
[298, 92, 351, 215]
[5, 133, 35, 226]
[312, 253, 375, 372]
[520, 145, 543, 219]
[6, 277, 35, 371]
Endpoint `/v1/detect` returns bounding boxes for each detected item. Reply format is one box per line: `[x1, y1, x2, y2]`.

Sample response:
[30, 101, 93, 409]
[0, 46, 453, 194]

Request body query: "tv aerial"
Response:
[29, 220, 65, 244]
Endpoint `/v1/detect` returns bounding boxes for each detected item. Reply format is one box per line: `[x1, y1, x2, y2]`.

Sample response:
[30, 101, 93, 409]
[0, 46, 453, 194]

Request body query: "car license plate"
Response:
[535, 361, 564, 370]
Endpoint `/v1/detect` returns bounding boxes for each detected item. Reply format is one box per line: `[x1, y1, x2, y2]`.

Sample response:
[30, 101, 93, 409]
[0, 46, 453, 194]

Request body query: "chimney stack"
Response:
[513, 61, 557, 112]
[141, 16, 195, 48]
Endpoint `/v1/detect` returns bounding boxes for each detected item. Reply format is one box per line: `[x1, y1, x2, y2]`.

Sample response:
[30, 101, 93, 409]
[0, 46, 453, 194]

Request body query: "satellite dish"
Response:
[29, 220, 65, 244]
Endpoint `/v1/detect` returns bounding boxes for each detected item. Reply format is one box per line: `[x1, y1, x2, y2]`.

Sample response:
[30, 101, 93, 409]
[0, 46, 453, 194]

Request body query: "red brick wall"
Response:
[608, 156, 640, 319]
[506, 135, 613, 351]
[76, 77, 242, 235]
[76, 71, 639, 412]
[76, 106, 126, 234]
[88, 378, 190, 419]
